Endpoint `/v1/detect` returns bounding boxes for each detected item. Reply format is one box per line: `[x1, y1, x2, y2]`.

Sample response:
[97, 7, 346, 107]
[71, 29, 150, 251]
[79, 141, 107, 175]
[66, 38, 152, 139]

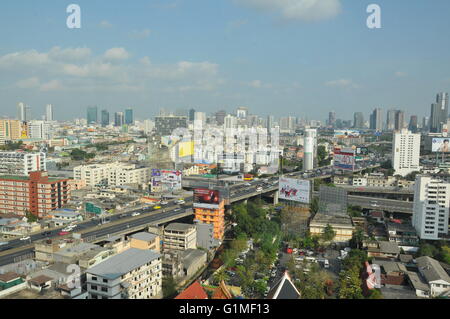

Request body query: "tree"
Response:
[322, 224, 336, 243]
[25, 211, 38, 223]
[338, 267, 364, 299]
[405, 171, 420, 182]
[213, 269, 230, 285]
[418, 243, 439, 258]
[367, 288, 383, 299]
[310, 197, 319, 214]
[350, 229, 364, 250]
[440, 246, 450, 264]
[162, 276, 178, 298]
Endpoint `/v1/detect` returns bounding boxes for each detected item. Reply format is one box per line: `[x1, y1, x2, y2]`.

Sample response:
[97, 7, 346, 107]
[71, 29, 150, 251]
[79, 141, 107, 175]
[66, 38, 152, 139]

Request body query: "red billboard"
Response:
[194, 189, 220, 209]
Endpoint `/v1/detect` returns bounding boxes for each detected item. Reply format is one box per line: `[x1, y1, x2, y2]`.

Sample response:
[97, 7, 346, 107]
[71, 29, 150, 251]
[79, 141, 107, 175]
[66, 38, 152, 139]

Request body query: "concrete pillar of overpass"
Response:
[273, 191, 279, 205]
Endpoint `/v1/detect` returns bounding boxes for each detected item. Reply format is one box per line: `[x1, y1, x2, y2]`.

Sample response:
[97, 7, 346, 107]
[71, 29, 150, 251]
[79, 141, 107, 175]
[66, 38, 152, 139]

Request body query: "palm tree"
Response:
[213, 269, 229, 285]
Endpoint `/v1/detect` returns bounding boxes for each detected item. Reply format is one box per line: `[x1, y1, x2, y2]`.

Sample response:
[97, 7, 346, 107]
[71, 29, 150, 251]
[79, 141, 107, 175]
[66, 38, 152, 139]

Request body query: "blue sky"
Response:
[0, 0, 449, 122]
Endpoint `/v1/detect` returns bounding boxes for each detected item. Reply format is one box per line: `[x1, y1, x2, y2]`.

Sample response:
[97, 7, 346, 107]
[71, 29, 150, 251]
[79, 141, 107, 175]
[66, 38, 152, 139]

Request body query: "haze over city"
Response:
[1, 0, 450, 120]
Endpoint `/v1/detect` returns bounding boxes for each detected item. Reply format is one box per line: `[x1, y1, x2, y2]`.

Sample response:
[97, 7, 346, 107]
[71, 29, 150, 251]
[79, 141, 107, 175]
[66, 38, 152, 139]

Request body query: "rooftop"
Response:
[165, 223, 195, 232]
[416, 256, 450, 284]
[310, 212, 353, 228]
[0, 271, 21, 283]
[266, 271, 301, 299]
[87, 248, 161, 280]
[130, 232, 158, 242]
[175, 281, 208, 299]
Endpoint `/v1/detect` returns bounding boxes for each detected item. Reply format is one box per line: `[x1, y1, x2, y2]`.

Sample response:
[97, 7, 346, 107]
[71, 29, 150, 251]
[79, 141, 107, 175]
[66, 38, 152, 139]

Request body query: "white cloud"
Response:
[129, 29, 152, 39]
[325, 78, 359, 88]
[16, 77, 40, 89]
[103, 48, 130, 61]
[99, 20, 113, 28]
[235, 0, 342, 22]
[48, 47, 92, 61]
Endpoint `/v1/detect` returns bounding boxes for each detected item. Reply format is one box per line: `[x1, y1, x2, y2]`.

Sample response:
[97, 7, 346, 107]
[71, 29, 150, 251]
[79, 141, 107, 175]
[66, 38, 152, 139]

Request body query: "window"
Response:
[91, 276, 97, 281]
[103, 278, 108, 283]
[101, 287, 108, 292]
[91, 285, 97, 290]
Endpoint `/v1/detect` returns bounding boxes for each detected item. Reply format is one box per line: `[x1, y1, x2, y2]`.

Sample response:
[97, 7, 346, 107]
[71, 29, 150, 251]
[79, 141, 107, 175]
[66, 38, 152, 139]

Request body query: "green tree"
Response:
[322, 224, 336, 243]
[418, 243, 439, 258]
[350, 229, 365, 250]
[162, 276, 178, 298]
[25, 211, 38, 223]
[213, 269, 230, 285]
[367, 289, 383, 299]
[310, 197, 319, 214]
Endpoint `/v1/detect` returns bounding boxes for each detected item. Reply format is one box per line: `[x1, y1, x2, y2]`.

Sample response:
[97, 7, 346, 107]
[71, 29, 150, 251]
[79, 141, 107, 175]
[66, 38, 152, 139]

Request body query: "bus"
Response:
[244, 174, 254, 181]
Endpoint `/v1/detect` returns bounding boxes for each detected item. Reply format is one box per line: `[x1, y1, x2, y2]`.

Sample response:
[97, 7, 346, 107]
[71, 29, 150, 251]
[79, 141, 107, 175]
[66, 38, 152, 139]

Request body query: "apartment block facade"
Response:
[0, 171, 70, 217]
[0, 151, 46, 176]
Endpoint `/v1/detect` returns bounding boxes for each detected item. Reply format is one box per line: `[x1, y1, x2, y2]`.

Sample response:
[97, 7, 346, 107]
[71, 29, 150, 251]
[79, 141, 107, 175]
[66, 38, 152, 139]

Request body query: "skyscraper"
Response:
[430, 92, 449, 133]
[394, 110, 405, 131]
[101, 110, 110, 127]
[386, 109, 396, 131]
[236, 107, 248, 119]
[114, 112, 124, 127]
[215, 110, 226, 125]
[17, 102, 28, 122]
[87, 106, 98, 124]
[369, 108, 383, 131]
[408, 115, 418, 133]
[45, 104, 53, 121]
[188, 109, 196, 122]
[392, 129, 420, 177]
[125, 108, 134, 125]
[328, 111, 336, 127]
[353, 112, 364, 129]
[303, 128, 317, 171]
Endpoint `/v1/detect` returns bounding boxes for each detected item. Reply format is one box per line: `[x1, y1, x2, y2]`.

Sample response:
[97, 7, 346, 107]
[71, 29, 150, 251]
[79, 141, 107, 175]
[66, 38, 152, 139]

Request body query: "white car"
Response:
[131, 212, 141, 217]
[160, 201, 168, 205]
[177, 200, 185, 205]
[20, 236, 31, 241]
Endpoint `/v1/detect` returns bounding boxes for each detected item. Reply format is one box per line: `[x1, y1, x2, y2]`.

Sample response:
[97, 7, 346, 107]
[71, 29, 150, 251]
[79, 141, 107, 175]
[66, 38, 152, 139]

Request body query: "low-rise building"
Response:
[385, 221, 419, 247]
[86, 248, 162, 299]
[130, 232, 160, 252]
[367, 241, 400, 259]
[163, 223, 197, 251]
[415, 256, 450, 297]
[309, 213, 354, 244]
[181, 249, 207, 278]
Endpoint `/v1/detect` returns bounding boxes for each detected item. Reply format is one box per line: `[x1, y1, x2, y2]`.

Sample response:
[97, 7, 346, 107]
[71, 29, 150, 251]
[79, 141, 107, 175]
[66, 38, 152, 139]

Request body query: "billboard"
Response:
[334, 130, 360, 139]
[278, 178, 311, 204]
[151, 169, 182, 191]
[334, 149, 356, 170]
[194, 189, 221, 209]
[432, 138, 450, 153]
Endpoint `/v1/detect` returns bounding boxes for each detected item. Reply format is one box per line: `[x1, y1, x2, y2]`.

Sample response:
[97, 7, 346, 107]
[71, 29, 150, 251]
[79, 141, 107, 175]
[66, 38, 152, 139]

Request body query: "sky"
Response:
[0, 0, 449, 122]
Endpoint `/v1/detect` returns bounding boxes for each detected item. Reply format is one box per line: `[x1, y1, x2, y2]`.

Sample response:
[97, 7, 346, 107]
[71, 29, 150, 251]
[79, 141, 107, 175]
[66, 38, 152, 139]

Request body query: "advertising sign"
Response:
[432, 138, 450, 153]
[334, 149, 356, 170]
[151, 169, 182, 191]
[334, 130, 360, 139]
[278, 178, 311, 204]
[194, 189, 221, 209]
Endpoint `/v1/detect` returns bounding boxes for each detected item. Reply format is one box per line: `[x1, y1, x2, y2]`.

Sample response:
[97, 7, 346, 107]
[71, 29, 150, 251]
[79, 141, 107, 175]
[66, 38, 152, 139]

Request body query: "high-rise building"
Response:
[0, 171, 70, 217]
[328, 111, 336, 128]
[430, 92, 449, 133]
[87, 106, 98, 124]
[303, 128, 317, 171]
[45, 104, 53, 122]
[267, 115, 274, 130]
[114, 112, 124, 127]
[17, 102, 28, 122]
[28, 120, 53, 139]
[101, 110, 110, 127]
[215, 110, 226, 126]
[408, 115, 418, 133]
[386, 109, 397, 131]
[144, 119, 154, 135]
[370, 108, 383, 131]
[422, 116, 429, 130]
[194, 112, 206, 127]
[154, 115, 187, 136]
[188, 109, 196, 122]
[392, 129, 420, 177]
[224, 115, 237, 130]
[125, 108, 134, 125]
[236, 107, 248, 119]
[0, 119, 23, 144]
[0, 151, 46, 175]
[353, 112, 364, 129]
[413, 175, 450, 241]
[394, 110, 405, 131]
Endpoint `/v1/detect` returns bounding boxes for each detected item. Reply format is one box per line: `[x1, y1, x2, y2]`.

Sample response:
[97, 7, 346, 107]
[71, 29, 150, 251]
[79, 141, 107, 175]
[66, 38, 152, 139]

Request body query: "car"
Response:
[58, 231, 70, 236]
[177, 200, 185, 205]
[0, 241, 9, 246]
[41, 231, 51, 236]
[154, 206, 161, 210]
[119, 213, 128, 218]
[256, 187, 263, 192]
[62, 227, 72, 232]
[131, 212, 141, 217]
[20, 236, 31, 241]
[245, 183, 252, 186]
[160, 201, 168, 205]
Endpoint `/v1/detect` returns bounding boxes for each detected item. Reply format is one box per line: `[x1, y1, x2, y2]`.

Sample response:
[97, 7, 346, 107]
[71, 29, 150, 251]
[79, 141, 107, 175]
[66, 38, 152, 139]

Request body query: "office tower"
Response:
[215, 110, 226, 126]
[194, 112, 206, 127]
[370, 108, 383, 131]
[101, 110, 110, 127]
[430, 92, 449, 133]
[328, 111, 336, 127]
[87, 106, 98, 124]
[144, 119, 155, 135]
[114, 112, 124, 127]
[45, 104, 53, 121]
[247, 114, 259, 127]
[353, 112, 364, 129]
[413, 175, 450, 241]
[267, 115, 274, 130]
[392, 129, 420, 177]
[422, 116, 429, 130]
[0, 151, 46, 175]
[28, 120, 53, 139]
[303, 128, 317, 171]
[280, 117, 296, 131]
[394, 110, 405, 131]
[408, 115, 418, 133]
[386, 109, 396, 131]
[154, 115, 187, 136]
[188, 109, 196, 122]
[224, 115, 237, 129]
[17, 102, 28, 121]
[236, 107, 248, 119]
[125, 108, 134, 125]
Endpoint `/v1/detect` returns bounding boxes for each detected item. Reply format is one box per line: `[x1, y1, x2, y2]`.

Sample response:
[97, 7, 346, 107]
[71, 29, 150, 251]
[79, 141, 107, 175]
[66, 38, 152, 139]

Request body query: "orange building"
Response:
[194, 200, 225, 240]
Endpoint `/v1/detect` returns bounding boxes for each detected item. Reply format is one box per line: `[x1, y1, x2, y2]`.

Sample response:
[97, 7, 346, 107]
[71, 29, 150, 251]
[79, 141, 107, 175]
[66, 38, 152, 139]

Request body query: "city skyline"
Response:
[0, 1, 450, 121]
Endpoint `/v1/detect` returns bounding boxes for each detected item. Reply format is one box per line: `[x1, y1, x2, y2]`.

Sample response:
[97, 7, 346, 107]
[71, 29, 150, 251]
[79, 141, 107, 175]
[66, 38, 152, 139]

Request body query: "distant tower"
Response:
[87, 106, 98, 124]
[17, 103, 28, 121]
[46, 104, 53, 121]
[125, 108, 134, 125]
[304, 128, 317, 171]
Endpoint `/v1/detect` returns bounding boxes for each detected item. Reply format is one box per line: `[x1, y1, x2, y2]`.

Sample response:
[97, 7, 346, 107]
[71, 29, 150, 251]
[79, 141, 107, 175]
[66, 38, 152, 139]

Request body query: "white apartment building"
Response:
[0, 151, 46, 175]
[28, 120, 53, 140]
[73, 162, 150, 187]
[304, 128, 317, 171]
[413, 176, 450, 240]
[392, 129, 420, 177]
[163, 223, 197, 251]
[86, 248, 162, 299]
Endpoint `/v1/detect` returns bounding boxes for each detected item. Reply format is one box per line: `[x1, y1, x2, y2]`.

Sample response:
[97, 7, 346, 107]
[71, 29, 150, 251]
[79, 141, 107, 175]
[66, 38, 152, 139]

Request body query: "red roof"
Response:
[175, 281, 208, 299]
